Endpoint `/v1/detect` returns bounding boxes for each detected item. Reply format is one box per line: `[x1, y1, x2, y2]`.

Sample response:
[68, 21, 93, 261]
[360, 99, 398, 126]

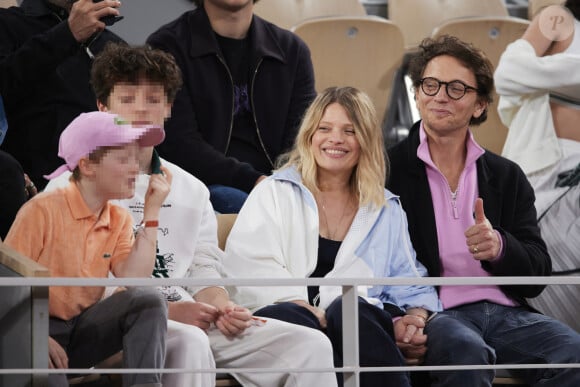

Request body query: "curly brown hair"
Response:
[408, 35, 494, 126]
[91, 42, 182, 106]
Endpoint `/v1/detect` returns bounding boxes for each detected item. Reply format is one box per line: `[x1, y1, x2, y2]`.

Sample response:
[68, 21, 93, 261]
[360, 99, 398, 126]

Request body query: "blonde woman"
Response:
[223, 87, 441, 387]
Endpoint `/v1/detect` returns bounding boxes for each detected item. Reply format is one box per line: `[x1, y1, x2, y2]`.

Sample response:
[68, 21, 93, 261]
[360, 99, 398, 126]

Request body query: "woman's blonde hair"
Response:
[278, 86, 388, 208]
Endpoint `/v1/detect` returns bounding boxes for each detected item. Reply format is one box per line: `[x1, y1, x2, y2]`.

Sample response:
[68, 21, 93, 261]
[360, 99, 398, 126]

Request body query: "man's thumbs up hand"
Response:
[474, 197, 487, 224]
[464, 198, 501, 261]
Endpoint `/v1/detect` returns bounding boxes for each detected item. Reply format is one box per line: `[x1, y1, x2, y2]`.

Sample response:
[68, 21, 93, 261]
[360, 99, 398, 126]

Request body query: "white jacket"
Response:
[223, 167, 442, 313]
[495, 38, 580, 174]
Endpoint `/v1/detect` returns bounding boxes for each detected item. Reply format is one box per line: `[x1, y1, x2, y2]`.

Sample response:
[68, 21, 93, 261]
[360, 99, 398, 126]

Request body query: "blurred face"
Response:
[415, 55, 485, 137]
[100, 81, 171, 127]
[98, 80, 171, 171]
[311, 103, 361, 181]
[204, 0, 254, 12]
[91, 142, 140, 200]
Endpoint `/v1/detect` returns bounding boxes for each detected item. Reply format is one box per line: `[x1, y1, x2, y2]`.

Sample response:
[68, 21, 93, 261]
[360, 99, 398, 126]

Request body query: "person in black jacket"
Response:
[387, 35, 580, 387]
[0, 93, 35, 240]
[147, 0, 316, 213]
[0, 0, 124, 190]
[0, 150, 27, 240]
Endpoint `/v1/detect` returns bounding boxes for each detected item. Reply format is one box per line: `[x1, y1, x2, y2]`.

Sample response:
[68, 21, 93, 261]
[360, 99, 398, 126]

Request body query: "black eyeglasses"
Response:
[419, 77, 478, 100]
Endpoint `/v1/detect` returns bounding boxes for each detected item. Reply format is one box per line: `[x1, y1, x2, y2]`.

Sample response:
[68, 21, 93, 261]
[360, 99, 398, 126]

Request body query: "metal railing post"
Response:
[31, 286, 49, 387]
[342, 284, 360, 387]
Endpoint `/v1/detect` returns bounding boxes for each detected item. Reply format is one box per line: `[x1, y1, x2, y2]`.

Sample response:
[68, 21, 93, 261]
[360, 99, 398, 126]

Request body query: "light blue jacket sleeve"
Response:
[358, 198, 442, 313]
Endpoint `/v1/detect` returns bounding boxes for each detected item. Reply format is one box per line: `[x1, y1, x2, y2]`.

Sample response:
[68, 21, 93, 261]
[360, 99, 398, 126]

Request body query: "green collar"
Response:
[150, 149, 162, 174]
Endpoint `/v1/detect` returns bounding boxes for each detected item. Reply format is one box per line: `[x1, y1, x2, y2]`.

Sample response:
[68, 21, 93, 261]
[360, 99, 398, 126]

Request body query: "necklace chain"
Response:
[317, 193, 352, 241]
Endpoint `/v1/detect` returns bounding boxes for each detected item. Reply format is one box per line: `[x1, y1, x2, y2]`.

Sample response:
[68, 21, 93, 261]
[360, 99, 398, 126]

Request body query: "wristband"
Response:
[134, 220, 159, 236]
[141, 220, 159, 228]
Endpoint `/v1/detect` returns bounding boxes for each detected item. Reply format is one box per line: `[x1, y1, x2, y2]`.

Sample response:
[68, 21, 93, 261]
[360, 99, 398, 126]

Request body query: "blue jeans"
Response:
[255, 297, 410, 387]
[424, 302, 580, 387]
[208, 184, 248, 214]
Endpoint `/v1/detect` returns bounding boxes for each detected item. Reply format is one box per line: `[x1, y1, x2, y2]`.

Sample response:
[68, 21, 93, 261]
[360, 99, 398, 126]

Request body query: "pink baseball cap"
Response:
[44, 111, 165, 180]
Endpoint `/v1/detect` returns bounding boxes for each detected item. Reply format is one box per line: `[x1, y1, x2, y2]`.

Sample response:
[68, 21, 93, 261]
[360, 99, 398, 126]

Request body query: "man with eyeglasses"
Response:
[387, 35, 580, 387]
[418, 77, 478, 101]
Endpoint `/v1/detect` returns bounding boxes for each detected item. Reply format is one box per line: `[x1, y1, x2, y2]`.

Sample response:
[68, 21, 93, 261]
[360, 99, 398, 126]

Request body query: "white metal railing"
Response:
[2, 276, 580, 387]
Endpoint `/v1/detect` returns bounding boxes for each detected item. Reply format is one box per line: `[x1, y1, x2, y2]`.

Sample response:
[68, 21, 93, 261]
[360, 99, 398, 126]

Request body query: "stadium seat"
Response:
[217, 213, 238, 251]
[292, 15, 405, 126]
[0, 0, 17, 8]
[528, 0, 566, 19]
[388, 0, 509, 49]
[253, 0, 367, 30]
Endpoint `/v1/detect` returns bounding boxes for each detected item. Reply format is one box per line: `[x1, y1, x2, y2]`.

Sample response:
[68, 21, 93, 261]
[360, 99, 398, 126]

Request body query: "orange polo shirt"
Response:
[5, 182, 134, 320]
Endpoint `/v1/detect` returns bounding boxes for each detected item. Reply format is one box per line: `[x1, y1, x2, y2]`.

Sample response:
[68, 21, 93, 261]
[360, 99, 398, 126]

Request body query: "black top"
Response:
[0, 150, 26, 239]
[308, 236, 341, 305]
[147, 7, 316, 192]
[216, 33, 271, 174]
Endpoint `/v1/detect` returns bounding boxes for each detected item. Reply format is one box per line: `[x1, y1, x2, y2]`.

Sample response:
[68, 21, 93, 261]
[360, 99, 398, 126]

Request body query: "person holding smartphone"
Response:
[0, 0, 124, 191]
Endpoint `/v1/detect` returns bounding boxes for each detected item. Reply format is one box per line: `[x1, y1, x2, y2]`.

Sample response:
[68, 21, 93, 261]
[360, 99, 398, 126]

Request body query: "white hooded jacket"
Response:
[223, 167, 442, 313]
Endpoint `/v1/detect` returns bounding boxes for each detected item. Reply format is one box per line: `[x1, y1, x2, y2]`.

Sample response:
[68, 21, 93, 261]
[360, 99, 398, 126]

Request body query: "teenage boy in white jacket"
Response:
[45, 43, 337, 387]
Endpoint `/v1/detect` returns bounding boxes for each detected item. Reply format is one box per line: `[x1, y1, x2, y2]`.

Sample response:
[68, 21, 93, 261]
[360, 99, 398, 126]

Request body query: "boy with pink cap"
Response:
[5, 111, 172, 387]
[45, 43, 338, 387]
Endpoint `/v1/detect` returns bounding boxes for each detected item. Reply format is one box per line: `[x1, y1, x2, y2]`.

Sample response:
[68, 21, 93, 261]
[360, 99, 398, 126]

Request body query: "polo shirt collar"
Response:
[64, 182, 112, 228]
[417, 122, 484, 169]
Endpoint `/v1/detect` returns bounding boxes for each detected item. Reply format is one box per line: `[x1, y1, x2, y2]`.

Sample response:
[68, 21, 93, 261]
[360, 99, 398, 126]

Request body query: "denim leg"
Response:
[487, 305, 580, 387]
[208, 184, 248, 214]
[325, 297, 410, 387]
[424, 309, 495, 387]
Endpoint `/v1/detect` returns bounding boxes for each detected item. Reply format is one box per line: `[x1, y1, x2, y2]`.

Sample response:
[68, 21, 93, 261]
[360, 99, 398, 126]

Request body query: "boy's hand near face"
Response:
[143, 165, 172, 220]
[115, 164, 172, 277]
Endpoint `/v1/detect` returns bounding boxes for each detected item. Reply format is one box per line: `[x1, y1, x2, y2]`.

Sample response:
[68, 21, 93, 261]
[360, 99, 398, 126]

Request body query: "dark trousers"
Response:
[49, 287, 167, 387]
[255, 297, 411, 387]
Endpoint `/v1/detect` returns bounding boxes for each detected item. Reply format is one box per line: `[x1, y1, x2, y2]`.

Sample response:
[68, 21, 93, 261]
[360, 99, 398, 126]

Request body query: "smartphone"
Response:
[93, 0, 124, 26]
